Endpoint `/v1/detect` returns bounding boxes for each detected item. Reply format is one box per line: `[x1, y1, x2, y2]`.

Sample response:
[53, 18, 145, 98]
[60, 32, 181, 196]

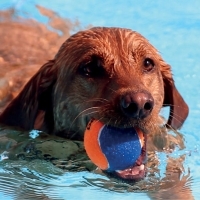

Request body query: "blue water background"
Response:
[0, 0, 200, 199]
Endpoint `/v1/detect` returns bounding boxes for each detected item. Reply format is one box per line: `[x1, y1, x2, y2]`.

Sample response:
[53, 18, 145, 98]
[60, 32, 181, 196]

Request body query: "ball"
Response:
[84, 119, 144, 171]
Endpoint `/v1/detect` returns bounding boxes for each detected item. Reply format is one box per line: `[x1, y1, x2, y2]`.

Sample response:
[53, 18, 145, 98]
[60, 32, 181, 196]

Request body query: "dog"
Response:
[0, 27, 189, 180]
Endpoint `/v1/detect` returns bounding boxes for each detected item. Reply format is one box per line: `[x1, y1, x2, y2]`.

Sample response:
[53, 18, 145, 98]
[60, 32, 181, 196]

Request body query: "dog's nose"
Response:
[120, 91, 154, 119]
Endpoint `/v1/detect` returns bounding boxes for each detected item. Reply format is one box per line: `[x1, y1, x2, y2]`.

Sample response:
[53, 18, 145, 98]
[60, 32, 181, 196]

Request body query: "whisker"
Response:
[68, 107, 100, 133]
[75, 106, 100, 119]
[164, 123, 177, 133]
[95, 116, 104, 124]
[168, 112, 186, 123]
[162, 104, 188, 111]
[107, 117, 112, 126]
[161, 107, 187, 123]
[161, 112, 182, 132]
[69, 110, 100, 139]
[84, 98, 109, 103]
[107, 87, 117, 94]
[114, 118, 118, 127]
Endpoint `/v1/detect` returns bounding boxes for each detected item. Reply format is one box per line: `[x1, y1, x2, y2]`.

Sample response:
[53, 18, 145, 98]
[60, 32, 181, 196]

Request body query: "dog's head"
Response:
[0, 27, 189, 179]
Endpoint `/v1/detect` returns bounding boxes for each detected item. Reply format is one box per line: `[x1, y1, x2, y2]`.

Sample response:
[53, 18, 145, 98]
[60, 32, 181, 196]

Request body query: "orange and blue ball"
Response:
[84, 119, 144, 171]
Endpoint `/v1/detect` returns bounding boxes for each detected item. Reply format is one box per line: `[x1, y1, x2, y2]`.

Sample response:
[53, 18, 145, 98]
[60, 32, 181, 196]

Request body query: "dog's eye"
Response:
[79, 59, 106, 78]
[143, 58, 155, 72]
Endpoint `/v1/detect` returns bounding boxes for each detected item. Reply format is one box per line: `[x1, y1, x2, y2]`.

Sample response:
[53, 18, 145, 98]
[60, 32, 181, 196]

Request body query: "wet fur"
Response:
[0, 27, 189, 140]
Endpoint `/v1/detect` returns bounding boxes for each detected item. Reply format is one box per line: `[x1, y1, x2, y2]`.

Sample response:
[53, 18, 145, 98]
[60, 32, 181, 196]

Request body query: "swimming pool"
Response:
[0, 1, 200, 199]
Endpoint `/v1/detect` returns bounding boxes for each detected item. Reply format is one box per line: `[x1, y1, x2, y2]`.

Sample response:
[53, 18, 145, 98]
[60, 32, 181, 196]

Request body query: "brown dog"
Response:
[0, 27, 189, 179]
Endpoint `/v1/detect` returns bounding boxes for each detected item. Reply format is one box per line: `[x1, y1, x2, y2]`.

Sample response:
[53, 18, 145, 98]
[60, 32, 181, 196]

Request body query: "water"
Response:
[0, 1, 200, 199]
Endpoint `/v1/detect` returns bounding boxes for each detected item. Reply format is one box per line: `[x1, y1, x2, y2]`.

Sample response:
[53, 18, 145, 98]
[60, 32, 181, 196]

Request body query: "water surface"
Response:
[0, 1, 200, 199]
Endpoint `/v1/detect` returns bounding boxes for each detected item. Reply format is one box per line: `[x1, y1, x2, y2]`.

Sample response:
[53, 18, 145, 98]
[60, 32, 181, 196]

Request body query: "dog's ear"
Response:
[160, 62, 189, 129]
[0, 60, 57, 131]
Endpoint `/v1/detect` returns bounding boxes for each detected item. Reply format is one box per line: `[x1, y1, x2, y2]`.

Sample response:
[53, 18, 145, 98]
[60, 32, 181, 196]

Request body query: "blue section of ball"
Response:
[99, 125, 141, 171]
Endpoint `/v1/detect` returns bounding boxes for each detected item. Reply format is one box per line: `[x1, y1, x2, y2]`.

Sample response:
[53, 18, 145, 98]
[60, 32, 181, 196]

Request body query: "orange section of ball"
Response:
[84, 120, 108, 170]
[135, 127, 145, 147]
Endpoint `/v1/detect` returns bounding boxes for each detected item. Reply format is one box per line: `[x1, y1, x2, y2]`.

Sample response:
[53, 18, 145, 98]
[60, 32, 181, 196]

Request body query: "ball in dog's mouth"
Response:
[84, 119, 147, 180]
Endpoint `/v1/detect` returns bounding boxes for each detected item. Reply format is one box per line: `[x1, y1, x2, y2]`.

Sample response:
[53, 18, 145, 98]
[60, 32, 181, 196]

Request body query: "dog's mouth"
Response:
[84, 117, 147, 181]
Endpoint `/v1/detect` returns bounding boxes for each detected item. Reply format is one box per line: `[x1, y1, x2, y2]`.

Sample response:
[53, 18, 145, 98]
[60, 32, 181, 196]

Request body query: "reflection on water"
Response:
[0, 124, 195, 199]
[0, 5, 196, 200]
[0, 157, 194, 199]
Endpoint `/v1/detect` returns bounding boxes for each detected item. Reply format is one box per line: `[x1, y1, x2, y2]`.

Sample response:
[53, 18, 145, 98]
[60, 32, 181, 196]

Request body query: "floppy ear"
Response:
[0, 60, 57, 131]
[160, 62, 189, 129]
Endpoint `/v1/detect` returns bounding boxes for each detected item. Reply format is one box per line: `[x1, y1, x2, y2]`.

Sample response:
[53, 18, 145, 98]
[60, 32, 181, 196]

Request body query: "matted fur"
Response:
[0, 27, 189, 140]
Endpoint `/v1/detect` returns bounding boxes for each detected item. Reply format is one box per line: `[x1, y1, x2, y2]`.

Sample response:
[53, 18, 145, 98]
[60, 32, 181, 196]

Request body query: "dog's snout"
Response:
[120, 91, 154, 119]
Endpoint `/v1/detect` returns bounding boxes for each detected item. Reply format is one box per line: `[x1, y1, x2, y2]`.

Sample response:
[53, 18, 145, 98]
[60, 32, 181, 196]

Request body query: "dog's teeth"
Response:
[139, 164, 144, 171]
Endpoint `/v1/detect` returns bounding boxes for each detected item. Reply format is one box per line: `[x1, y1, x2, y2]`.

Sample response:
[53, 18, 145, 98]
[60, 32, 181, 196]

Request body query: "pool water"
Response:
[0, 1, 200, 199]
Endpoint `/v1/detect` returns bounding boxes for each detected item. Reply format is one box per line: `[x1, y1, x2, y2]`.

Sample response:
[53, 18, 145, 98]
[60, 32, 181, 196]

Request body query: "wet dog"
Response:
[0, 27, 189, 180]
